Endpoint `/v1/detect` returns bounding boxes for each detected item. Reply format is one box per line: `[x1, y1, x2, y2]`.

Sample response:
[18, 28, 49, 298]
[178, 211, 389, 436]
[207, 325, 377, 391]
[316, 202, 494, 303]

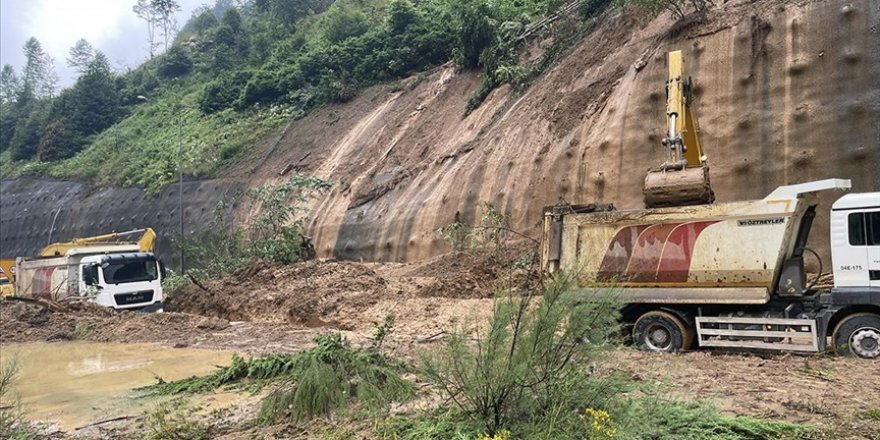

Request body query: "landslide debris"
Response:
[167, 246, 538, 329]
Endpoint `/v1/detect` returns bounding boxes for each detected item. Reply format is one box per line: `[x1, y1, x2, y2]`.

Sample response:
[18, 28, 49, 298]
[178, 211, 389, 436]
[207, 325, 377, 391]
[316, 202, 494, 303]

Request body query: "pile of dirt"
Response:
[168, 259, 389, 327]
[0, 300, 314, 355]
[169, 245, 538, 324]
[389, 244, 539, 299]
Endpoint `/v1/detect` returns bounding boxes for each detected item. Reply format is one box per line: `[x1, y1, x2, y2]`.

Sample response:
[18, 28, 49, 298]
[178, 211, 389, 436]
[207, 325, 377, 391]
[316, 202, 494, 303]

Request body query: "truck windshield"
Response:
[102, 260, 158, 284]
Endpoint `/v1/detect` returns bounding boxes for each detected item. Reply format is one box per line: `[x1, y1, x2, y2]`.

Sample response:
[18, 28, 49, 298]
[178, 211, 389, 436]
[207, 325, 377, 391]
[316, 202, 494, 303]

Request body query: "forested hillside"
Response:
[0, 0, 613, 194]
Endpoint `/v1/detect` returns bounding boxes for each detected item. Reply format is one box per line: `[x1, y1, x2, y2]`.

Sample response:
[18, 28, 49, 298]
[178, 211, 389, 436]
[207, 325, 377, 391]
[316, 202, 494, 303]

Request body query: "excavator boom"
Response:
[39, 228, 157, 257]
[643, 50, 715, 208]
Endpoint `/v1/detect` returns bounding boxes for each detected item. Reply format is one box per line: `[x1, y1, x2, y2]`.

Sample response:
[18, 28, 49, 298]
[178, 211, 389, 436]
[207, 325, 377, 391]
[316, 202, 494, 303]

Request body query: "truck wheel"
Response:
[832, 313, 880, 359]
[633, 311, 694, 353]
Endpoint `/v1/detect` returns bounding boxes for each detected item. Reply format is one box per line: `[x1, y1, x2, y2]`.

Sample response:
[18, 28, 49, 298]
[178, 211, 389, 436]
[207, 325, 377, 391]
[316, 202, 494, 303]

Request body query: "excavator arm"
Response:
[643, 50, 715, 208]
[39, 228, 157, 256]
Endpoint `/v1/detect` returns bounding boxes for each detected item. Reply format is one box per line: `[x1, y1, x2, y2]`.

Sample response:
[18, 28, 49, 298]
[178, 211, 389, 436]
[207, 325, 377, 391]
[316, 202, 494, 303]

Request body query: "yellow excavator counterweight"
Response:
[643, 50, 715, 208]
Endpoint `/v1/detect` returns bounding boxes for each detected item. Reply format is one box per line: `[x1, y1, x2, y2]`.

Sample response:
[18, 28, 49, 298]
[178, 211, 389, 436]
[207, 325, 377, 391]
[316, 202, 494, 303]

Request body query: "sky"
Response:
[1, 0, 205, 88]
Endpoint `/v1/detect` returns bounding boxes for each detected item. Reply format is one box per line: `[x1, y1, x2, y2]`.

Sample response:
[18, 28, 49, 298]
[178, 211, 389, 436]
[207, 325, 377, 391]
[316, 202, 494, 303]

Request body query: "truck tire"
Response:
[633, 311, 694, 353]
[832, 313, 880, 359]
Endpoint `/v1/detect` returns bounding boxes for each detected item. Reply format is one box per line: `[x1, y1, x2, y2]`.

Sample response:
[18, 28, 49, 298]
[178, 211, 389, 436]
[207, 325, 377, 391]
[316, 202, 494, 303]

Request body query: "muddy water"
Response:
[3, 342, 237, 431]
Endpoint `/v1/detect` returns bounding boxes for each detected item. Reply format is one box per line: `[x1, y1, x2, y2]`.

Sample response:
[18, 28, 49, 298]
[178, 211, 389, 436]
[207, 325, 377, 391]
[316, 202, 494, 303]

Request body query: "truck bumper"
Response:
[139, 301, 164, 313]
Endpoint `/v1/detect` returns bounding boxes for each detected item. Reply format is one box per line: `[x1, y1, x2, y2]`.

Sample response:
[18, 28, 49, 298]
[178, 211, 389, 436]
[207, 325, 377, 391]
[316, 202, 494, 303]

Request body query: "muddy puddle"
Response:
[2, 341, 241, 431]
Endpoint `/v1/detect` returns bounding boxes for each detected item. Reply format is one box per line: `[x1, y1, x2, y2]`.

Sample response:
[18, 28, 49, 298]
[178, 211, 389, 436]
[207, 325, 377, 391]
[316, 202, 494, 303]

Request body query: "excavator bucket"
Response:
[643, 164, 715, 208]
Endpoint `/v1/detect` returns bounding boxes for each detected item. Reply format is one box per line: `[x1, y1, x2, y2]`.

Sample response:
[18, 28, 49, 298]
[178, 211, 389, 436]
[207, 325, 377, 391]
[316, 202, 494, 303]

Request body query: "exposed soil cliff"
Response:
[2, 0, 877, 264]
[248, 0, 878, 262]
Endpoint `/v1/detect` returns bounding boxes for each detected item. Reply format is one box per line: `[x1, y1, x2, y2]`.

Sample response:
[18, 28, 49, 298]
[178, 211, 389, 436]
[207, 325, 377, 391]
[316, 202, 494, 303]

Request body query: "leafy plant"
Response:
[141, 398, 209, 440]
[176, 174, 331, 277]
[437, 202, 512, 261]
[145, 332, 415, 424]
[244, 174, 332, 264]
[421, 272, 620, 434]
[72, 321, 95, 340]
[0, 357, 37, 440]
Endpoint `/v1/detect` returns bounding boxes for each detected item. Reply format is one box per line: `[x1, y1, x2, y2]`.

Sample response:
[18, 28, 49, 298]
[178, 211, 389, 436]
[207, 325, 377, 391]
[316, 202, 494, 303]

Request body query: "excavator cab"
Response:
[643, 50, 715, 208]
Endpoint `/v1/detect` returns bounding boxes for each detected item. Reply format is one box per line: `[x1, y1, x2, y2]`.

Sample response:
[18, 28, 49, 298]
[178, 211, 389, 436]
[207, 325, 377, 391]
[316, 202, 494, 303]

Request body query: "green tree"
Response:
[211, 7, 249, 71]
[67, 39, 95, 75]
[0, 65, 19, 104]
[133, 0, 160, 58]
[453, 0, 496, 69]
[19, 37, 48, 101]
[69, 52, 119, 136]
[8, 100, 49, 160]
[157, 45, 193, 78]
[322, 5, 369, 43]
[152, 0, 182, 51]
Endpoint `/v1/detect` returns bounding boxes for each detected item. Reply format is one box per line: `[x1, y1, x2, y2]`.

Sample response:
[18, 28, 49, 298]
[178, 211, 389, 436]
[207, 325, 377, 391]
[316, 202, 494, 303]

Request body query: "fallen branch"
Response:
[75, 415, 135, 430]
[187, 274, 211, 293]
[417, 331, 447, 343]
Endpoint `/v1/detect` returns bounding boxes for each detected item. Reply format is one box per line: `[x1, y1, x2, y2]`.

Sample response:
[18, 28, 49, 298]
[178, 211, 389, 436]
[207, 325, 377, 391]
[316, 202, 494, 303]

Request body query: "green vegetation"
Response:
[141, 398, 210, 440]
[141, 268, 814, 439]
[1, 0, 616, 192]
[422, 273, 619, 434]
[147, 328, 415, 424]
[71, 321, 96, 340]
[438, 202, 516, 259]
[0, 357, 37, 440]
[176, 174, 331, 279]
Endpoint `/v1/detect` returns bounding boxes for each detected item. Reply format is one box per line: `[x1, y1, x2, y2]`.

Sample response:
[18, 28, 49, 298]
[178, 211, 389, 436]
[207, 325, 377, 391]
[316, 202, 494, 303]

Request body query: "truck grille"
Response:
[114, 290, 154, 306]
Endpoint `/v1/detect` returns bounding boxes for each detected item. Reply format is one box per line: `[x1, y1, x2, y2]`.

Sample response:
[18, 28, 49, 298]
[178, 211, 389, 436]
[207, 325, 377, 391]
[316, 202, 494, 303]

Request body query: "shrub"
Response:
[0, 357, 37, 440]
[176, 175, 330, 278]
[146, 330, 415, 424]
[198, 70, 253, 114]
[142, 398, 209, 440]
[437, 202, 512, 260]
[421, 272, 620, 434]
[157, 46, 194, 79]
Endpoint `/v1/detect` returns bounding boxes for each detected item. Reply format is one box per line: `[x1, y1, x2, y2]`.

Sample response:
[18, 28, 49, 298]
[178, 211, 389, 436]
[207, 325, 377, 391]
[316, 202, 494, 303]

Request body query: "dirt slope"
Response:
[246, 0, 878, 262]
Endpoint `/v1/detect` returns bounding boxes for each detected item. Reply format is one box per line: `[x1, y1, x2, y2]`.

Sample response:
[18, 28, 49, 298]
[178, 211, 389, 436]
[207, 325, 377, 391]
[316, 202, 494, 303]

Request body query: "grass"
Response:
[1, 82, 293, 196]
[140, 398, 210, 440]
[856, 408, 880, 422]
[144, 332, 415, 424]
[0, 357, 38, 440]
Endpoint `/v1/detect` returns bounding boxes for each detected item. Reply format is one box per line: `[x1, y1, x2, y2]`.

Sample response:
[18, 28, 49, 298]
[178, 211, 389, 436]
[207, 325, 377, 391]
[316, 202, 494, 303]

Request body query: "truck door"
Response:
[868, 210, 880, 288]
[833, 211, 870, 287]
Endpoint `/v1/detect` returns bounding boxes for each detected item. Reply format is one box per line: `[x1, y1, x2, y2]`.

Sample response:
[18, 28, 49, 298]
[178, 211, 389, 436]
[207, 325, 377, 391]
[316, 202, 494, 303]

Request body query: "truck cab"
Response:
[80, 252, 166, 312]
[830, 193, 880, 290]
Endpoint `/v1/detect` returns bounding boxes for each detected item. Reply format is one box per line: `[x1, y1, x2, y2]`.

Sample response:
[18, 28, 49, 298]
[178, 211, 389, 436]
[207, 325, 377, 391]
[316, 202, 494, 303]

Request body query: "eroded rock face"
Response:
[2, 0, 877, 266]
[256, 0, 877, 262]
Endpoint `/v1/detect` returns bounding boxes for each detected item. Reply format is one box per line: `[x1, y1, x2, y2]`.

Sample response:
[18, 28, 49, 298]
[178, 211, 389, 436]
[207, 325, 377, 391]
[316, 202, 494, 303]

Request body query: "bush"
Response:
[176, 175, 331, 278]
[453, 0, 497, 70]
[146, 330, 415, 424]
[198, 70, 253, 113]
[158, 46, 194, 79]
[0, 357, 37, 440]
[142, 398, 210, 440]
[421, 272, 620, 434]
[437, 202, 512, 260]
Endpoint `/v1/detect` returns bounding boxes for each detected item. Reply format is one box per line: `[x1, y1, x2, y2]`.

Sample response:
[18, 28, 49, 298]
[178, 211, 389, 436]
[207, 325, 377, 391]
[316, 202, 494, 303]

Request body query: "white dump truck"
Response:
[15, 243, 166, 312]
[541, 179, 880, 358]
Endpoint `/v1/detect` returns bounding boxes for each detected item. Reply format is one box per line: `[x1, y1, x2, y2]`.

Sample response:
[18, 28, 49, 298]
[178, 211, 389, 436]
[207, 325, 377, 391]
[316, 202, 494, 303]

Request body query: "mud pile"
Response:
[0, 299, 314, 354]
[167, 247, 537, 335]
[168, 259, 389, 326]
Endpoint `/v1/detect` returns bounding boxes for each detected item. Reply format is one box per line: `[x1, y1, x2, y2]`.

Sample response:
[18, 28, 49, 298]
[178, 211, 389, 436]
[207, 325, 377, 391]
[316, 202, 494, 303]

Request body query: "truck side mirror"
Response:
[159, 260, 167, 279]
[83, 265, 99, 286]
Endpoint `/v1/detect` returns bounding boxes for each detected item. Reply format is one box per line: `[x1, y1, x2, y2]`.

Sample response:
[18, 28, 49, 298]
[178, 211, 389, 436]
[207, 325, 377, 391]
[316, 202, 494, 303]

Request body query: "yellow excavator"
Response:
[38, 228, 157, 256]
[643, 50, 715, 208]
